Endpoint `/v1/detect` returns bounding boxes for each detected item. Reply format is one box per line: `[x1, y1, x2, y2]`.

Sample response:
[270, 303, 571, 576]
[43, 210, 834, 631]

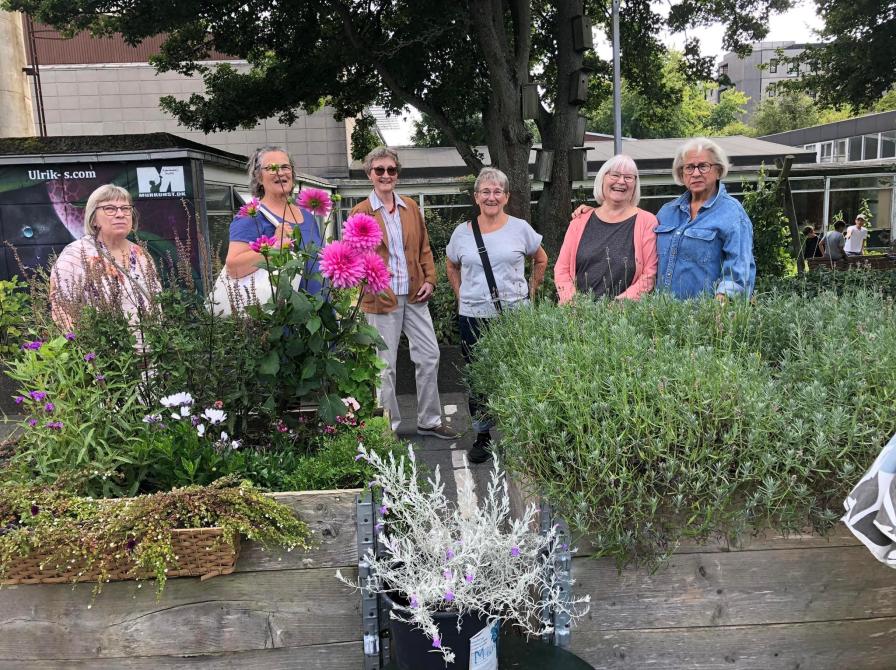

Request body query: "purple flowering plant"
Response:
[337, 444, 590, 664]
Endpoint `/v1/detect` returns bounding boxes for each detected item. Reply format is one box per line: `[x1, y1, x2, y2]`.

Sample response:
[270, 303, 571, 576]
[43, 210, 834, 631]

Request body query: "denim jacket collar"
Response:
[675, 182, 728, 216]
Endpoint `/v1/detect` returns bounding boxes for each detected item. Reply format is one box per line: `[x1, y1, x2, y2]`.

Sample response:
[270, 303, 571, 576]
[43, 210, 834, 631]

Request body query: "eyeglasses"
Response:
[682, 163, 718, 175]
[607, 172, 636, 183]
[262, 163, 293, 174]
[371, 166, 399, 176]
[477, 189, 506, 197]
[98, 205, 133, 216]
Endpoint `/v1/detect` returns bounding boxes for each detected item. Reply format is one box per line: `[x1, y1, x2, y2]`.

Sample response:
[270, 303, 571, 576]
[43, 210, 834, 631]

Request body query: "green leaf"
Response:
[306, 316, 322, 334]
[259, 351, 280, 375]
[319, 393, 347, 424]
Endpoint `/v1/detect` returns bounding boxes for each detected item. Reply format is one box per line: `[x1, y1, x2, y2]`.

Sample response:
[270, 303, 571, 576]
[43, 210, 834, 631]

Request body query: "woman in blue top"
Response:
[655, 138, 755, 300]
[225, 145, 323, 295]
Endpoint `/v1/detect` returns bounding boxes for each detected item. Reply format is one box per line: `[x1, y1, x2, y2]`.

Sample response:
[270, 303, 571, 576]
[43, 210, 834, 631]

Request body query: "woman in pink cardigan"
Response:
[555, 154, 658, 303]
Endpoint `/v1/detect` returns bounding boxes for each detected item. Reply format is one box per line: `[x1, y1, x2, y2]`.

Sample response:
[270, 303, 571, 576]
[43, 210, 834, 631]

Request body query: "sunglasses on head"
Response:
[372, 166, 399, 176]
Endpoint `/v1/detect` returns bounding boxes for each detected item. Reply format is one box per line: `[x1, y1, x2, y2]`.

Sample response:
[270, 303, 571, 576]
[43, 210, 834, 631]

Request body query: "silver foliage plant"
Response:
[336, 444, 590, 664]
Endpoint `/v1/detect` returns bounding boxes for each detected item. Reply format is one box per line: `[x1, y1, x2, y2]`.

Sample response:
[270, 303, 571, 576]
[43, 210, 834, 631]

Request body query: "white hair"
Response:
[671, 137, 730, 186]
[592, 154, 641, 206]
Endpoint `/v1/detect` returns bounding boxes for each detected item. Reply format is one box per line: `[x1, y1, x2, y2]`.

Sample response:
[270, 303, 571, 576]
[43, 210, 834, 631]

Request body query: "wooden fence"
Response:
[0, 490, 365, 669]
[569, 527, 896, 670]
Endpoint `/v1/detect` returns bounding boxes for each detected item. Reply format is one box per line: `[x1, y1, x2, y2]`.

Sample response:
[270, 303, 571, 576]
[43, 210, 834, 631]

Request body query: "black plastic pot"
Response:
[384, 592, 499, 669]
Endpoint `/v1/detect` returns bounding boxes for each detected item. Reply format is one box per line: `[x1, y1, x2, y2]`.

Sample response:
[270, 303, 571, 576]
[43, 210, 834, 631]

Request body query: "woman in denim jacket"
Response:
[655, 138, 756, 300]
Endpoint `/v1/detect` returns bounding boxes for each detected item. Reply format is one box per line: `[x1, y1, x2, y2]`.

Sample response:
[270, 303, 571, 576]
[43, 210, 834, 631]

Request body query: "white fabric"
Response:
[365, 296, 442, 431]
[842, 432, 896, 566]
[844, 225, 868, 253]
[445, 216, 542, 317]
[368, 191, 410, 296]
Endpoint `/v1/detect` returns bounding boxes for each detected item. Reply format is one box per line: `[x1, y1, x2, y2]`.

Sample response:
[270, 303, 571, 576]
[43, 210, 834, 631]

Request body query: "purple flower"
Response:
[375, 523, 383, 532]
[27, 418, 37, 428]
[64, 332, 76, 341]
[44, 402, 54, 413]
[30, 504, 39, 516]
[46, 421, 64, 430]
[443, 568, 453, 580]
[21, 340, 43, 351]
[95, 374, 106, 384]
[13, 396, 24, 405]
[443, 590, 455, 602]
[432, 636, 442, 649]
[510, 546, 521, 558]
[445, 549, 455, 560]
[84, 352, 96, 363]
[465, 573, 474, 584]
[379, 505, 388, 516]
[561, 543, 569, 551]
[410, 595, 420, 609]
[29, 390, 47, 402]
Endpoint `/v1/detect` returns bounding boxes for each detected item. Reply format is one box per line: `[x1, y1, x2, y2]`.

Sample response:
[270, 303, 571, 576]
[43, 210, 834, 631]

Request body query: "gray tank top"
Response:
[575, 212, 637, 298]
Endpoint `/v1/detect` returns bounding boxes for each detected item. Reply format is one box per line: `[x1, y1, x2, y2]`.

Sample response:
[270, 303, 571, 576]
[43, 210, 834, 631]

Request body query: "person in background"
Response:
[558, 154, 657, 303]
[51, 184, 159, 331]
[654, 138, 755, 300]
[225, 145, 323, 295]
[802, 225, 825, 260]
[446, 167, 548, 463]
[352, 146, 459, 440]
[822, 221, 847, 261]
[845, 214, 869, 256]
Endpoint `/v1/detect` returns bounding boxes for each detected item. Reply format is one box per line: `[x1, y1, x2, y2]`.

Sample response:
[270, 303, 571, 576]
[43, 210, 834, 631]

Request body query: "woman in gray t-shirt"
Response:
[446, 167, 548, 463]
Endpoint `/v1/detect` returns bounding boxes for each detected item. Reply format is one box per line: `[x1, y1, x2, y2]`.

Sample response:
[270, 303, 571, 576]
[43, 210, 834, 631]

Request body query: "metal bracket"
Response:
[539, 499, 573, 649]
[357, 490, 382, 670]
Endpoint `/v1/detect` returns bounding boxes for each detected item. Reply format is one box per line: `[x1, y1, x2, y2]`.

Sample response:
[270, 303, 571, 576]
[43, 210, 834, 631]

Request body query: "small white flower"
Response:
[196, 423, 206, 437]
[142, 414, 162, 424]
[230, 440, 241, 450]
[202, 408, 227, 425]
[160, 392, 193, 408]
[220, 431, 229, 442]
[343, 396, 361, 412]
[179, 405, 191, 417]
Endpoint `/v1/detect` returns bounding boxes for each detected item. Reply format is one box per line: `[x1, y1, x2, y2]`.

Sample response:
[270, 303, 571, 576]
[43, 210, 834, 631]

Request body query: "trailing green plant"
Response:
[468, 291, 896, 567]
[0, 477, 312, 596]
[0, 276, 29, 362]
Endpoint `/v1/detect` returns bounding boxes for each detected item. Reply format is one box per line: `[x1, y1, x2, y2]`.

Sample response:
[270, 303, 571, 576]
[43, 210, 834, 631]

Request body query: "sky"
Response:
[379, 1, 824, 145]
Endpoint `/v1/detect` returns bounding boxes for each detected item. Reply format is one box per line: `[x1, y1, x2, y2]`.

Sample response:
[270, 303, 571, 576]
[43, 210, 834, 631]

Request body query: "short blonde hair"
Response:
[593, 154, 641, 206]
[84, 184, 134, 237]
[671, 137, 730, 186]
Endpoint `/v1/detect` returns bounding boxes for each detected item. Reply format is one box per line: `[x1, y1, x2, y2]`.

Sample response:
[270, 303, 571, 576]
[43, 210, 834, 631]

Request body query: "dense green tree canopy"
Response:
[797, 0, 896, 109]
[2, 0, 793, 249]
[751, 90, 850, 136]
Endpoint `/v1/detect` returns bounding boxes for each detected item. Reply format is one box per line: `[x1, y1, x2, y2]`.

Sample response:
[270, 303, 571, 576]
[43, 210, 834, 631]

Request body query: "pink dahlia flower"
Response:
[297, 188, 333, 218]
[342, 213, 382, 251]
[320, 240, 364, 288]
[361, 253, 391, 294]
[249, 235, 279, 253]
[238, 197, 260, 217]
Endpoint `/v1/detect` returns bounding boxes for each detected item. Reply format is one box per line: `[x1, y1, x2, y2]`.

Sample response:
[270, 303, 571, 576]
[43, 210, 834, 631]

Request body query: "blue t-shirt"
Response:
[229, 203, 324, 296]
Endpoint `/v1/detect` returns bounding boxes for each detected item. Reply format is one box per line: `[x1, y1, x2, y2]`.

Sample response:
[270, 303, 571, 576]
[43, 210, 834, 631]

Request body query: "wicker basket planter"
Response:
[1, 526, 240, 586]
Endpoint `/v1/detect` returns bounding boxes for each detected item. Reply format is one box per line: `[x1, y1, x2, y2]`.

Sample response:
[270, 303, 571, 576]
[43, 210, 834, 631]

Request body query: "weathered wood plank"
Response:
[573, 544, 896, 631]
[571, 616, 896, 670]
[237, 490, 361, 571]
[0, 641, 362, 670]
[0, 566, 361, 660]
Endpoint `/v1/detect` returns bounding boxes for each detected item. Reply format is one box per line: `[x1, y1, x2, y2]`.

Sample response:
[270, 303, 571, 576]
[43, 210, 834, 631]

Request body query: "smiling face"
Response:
[368, 157, 399, 198]
[473, 180, 509, 218]
[601, 168, 637, 206]
[682, 149, 720, 199]
[258, 150, 294, 196]
[92, 199, 134, 242]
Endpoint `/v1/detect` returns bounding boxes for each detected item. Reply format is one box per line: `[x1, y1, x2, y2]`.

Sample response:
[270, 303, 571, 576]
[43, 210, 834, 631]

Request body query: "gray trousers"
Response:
[365, 296, 442, 431]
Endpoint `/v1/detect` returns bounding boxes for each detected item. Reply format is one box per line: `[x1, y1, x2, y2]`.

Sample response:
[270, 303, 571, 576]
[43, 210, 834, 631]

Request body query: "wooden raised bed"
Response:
[0, 490, 365, 669]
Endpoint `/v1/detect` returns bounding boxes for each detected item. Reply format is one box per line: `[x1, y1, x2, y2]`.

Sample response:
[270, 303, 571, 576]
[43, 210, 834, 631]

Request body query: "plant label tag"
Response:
[468, 621, 499, 670]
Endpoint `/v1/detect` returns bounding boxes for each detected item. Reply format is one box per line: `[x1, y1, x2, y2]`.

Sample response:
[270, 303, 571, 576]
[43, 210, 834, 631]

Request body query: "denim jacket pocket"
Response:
[654, 223, 678, 234]
[681, 227, 719, 263]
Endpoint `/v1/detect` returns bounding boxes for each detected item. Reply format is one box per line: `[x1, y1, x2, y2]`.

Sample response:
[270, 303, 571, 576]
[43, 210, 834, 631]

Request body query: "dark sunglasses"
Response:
[372, 166, 399, 176]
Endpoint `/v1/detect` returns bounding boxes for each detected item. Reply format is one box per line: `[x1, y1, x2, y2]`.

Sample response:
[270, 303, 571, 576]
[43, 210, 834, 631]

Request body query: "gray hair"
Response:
[84, 184, 135, 237]
[593, 154, 641, 206]
[474, 167, 510, 193]
[363, 146, 402, 174]
[671, 137, 730, 186]
[248, 145, 295, 198]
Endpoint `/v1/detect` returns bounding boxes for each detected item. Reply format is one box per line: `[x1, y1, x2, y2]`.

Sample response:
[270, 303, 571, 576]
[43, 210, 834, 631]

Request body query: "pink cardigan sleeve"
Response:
[617, 209, 658, 301]
[554, 213, 590, 305]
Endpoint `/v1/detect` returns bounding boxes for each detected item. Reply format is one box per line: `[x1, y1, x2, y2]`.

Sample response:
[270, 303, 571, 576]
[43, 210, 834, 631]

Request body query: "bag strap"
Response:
[470, 206, 503, 314]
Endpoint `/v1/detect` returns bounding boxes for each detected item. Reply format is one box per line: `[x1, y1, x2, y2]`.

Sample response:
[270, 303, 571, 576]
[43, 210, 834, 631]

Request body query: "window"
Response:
[788, 61, 800, 76]
[848, 136, 863, 162]
[767, 83, 777, 98]
[864, 134, 879, 161]
[819, 142, 833, 163]
[719, 63, 729, 76]
[881, 131, 896, 159]
[769, 59, 778, 74]
[834, 139, 848, 162]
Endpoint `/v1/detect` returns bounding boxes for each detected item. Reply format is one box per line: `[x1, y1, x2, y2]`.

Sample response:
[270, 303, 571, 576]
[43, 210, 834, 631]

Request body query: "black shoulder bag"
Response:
[469, 205, 503, 314]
